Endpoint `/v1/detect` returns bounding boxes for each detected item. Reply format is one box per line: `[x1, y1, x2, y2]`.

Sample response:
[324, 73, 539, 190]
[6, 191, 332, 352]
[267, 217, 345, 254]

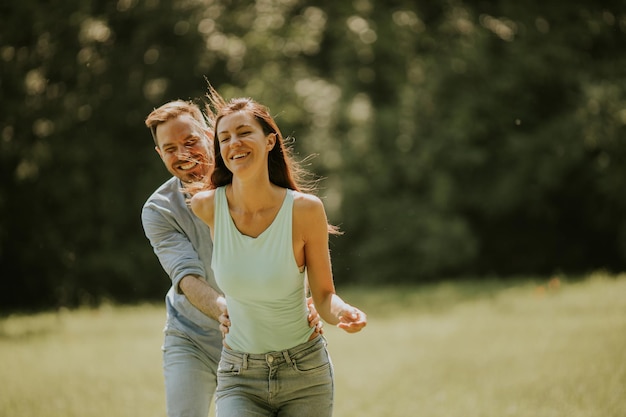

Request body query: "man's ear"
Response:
[155, 145, 163, 159]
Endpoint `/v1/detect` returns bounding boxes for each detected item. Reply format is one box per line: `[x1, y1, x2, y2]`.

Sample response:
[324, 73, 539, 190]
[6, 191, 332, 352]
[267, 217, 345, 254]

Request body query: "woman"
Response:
[190, 88, 367, 417]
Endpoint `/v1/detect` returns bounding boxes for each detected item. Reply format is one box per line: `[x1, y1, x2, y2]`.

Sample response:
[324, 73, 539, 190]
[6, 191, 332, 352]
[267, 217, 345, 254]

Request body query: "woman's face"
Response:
[216, 111, 275, 178]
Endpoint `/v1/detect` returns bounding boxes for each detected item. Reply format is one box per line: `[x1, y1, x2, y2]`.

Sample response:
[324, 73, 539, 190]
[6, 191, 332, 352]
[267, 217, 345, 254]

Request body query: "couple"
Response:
[141, 85, 367, 417]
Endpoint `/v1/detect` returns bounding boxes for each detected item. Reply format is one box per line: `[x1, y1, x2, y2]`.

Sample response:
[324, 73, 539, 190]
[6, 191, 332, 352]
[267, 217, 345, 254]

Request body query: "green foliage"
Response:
[330, 1, 626, 281]
[0, 0, 215, 308]
[1, 0, 625, 309]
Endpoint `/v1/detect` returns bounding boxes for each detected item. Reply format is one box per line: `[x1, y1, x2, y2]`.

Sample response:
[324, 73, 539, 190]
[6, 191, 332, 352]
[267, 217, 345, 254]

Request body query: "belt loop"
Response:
[282, 350, 293, 367]
[242, 353, 249, 370]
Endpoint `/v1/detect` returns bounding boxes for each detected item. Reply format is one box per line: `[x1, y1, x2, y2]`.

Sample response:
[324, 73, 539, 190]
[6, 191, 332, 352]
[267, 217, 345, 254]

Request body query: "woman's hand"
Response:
[337, 305, 367, 333]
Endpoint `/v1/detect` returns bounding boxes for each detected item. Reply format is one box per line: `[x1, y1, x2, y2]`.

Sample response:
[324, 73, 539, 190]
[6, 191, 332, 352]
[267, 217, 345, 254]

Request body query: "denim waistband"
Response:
[221, 335, 325, 369]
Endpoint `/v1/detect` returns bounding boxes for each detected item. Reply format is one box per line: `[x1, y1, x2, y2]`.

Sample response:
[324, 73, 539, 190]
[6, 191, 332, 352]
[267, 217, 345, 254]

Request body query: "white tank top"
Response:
[211, 186, 314, 353]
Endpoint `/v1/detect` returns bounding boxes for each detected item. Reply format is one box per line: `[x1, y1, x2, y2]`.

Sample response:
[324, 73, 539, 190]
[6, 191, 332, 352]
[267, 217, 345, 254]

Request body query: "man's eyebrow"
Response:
[161, 134, 197, 148]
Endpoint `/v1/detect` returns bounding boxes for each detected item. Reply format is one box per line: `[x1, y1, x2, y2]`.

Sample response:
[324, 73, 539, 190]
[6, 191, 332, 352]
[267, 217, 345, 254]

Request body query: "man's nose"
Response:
[176, 146, 191, 158]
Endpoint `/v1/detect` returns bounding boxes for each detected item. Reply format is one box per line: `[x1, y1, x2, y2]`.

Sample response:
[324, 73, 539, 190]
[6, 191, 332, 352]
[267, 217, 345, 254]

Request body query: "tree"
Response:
[1, 0, 624, 310]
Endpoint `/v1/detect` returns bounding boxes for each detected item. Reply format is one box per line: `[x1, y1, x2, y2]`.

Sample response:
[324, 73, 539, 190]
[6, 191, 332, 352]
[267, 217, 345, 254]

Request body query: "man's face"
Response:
[155, 114, 213, 183]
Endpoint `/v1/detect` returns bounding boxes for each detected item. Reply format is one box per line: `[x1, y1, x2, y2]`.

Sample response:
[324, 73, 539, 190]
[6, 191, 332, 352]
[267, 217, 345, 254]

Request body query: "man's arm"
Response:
[179, 274, 226, 322]
[141, 203, 224, 321]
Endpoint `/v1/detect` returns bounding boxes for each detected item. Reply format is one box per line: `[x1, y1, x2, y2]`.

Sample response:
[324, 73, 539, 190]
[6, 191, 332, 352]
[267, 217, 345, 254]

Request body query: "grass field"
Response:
[1, 272, 625, 417]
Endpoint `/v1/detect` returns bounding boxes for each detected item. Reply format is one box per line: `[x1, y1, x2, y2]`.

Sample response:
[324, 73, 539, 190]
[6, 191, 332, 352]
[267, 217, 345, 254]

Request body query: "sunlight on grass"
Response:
[327, 273, 626, 417]
[0, 304, 166, 417]
[1, 273, 625, 417]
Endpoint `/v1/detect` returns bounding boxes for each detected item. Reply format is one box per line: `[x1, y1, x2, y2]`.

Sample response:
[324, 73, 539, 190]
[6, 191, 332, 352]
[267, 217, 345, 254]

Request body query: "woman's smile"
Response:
[231, 152, 250, 161]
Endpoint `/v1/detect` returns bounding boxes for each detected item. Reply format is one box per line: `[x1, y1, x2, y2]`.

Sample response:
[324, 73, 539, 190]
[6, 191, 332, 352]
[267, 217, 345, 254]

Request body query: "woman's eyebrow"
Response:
[218, 123, 252, 136]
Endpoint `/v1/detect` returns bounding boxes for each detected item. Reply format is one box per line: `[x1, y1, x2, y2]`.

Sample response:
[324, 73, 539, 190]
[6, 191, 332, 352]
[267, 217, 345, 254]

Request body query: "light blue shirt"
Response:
[212, 186, 314, 353]
[142, 176, 221, 332]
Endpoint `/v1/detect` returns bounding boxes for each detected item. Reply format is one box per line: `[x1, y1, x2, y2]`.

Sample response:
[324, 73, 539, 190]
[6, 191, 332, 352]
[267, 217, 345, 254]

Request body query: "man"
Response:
[141, 99, 320, 417]
[142, 100, 225, 417]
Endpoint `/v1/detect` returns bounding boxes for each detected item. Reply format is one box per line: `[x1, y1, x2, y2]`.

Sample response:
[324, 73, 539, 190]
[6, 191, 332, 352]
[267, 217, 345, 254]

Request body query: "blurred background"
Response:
[1, 0, 625, 312]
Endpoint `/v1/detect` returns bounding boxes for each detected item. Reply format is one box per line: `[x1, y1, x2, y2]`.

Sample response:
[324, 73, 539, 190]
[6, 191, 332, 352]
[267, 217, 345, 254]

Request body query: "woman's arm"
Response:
[297, 194, 367, 333]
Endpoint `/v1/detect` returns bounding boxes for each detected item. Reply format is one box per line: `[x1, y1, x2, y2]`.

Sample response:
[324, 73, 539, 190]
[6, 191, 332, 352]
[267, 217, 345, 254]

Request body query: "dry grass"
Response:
[1, 272, 625, 417]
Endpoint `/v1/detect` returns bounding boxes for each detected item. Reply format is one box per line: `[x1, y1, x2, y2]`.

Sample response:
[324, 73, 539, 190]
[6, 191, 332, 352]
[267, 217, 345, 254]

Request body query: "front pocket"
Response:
[217, 359, 242, 376]
[292, 346, 331, 374]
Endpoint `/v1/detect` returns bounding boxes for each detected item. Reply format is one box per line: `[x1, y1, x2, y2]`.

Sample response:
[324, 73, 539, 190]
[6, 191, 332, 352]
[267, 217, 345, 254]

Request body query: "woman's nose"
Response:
[230, 135, 242, 146]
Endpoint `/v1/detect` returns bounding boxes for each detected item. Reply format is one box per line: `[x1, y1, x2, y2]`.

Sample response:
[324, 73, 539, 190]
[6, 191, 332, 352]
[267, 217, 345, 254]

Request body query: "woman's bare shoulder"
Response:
[292, 191, 327, 225]
[292, 190, 323, 210]
[190, 189, 216, 217]
[191, 188, 216, 203]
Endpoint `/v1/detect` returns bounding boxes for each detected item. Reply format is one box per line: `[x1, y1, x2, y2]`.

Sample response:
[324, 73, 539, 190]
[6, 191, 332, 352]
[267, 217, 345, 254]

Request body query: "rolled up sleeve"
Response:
[141, 204, 205, 293]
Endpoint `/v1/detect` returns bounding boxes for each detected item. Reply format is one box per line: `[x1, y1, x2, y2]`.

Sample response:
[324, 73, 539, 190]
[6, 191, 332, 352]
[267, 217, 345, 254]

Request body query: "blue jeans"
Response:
[215, 336, 334, 417]
[162, 320, 223, 417]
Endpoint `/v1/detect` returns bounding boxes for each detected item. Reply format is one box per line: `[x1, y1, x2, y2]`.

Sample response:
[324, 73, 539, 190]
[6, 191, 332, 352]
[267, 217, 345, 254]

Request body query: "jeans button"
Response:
[267, 355, 274, 364]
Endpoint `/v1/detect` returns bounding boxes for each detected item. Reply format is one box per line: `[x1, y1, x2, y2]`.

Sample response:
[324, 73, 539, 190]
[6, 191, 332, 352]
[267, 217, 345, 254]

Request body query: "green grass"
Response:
[1, 272, 625, 417]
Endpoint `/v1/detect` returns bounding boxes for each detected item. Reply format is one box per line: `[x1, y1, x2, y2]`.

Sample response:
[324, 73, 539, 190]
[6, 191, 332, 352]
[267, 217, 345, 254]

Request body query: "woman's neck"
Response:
[227, 177, 284, 214]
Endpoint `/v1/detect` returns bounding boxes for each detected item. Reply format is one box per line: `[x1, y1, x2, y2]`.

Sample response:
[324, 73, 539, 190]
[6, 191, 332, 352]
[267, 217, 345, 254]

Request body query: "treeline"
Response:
[1, 0, 624, 311]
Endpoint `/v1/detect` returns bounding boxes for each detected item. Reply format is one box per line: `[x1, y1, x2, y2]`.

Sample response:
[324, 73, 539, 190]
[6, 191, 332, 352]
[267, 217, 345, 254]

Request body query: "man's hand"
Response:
[217, 296, 230, 337]
[307, 297, 324, 335]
